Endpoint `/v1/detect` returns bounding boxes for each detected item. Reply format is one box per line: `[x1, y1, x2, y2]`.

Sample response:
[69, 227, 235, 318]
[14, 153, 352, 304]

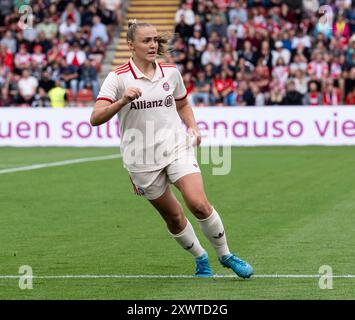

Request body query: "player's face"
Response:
[131, 26, 158, 63]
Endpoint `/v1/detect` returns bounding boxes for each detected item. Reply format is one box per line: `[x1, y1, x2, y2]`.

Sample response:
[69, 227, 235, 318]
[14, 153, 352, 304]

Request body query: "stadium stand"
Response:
[112, 0, 179, 67]
[0, 0, 124, 107]
[170, 0, 355, 107]
[0, 0, 354, 107]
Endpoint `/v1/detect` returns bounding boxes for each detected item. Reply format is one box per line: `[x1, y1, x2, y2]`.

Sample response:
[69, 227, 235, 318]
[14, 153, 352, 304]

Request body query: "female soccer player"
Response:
[90, 20, 253, 278]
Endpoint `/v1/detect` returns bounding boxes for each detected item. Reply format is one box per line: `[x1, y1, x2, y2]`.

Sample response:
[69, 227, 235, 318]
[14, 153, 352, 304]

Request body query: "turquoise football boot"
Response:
[195, 252, 214, 278]
[219, 253, 253, 279]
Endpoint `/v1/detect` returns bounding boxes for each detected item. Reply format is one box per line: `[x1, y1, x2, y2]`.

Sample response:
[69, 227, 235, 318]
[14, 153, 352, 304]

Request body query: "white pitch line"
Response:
[0, 274, 355, 279]
[0, 154, 122, 175]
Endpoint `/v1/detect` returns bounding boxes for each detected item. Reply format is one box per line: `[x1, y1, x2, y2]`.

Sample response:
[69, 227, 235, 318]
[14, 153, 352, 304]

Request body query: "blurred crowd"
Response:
[1, 0, 354, 108]
[169, 0, 355, 106]
[0, 0, 122, 107]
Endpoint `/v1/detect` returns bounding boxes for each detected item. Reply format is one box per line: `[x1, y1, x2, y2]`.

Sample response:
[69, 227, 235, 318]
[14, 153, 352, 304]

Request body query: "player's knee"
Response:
[166, 208, 186, 233]
[189, 200, 212, 219]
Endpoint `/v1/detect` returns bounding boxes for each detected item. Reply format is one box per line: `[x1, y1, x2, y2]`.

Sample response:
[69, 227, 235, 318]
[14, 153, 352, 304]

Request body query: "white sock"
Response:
[168, 220, 206, 258]
[198, 207, 230, 258]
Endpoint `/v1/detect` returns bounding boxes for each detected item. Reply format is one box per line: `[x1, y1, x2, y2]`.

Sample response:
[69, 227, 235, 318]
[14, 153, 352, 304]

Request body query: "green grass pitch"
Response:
[0, 146, 354, 299]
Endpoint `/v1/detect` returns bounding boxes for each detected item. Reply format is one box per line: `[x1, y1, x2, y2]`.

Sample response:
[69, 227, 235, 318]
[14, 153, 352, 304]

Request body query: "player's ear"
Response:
[127, 40, 135, 51]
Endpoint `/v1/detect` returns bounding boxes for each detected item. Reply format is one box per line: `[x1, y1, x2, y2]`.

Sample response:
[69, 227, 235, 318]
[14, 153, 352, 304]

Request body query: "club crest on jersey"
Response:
[162, 82, 170, 91]
[164, 95, 173, 107]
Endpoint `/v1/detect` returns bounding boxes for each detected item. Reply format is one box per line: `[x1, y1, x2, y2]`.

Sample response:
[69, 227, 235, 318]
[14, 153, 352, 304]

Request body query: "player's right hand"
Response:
[122, 87, 142, 105]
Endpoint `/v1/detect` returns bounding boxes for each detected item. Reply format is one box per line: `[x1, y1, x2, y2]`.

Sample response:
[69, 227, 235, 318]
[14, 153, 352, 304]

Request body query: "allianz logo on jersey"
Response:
[130, 95, 174, 110]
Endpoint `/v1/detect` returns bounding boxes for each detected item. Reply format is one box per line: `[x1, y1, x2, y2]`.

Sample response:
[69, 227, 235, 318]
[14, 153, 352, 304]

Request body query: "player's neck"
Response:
[132, 57, 155, 79]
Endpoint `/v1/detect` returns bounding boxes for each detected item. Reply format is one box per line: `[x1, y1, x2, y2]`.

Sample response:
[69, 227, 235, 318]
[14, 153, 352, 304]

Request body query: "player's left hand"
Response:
[187, 127, 201, 147]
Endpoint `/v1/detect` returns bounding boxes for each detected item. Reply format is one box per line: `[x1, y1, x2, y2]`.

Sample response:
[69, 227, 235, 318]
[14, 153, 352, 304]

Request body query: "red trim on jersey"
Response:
[115, 68, 130, 75]
[128, 61, 138, 79]
[160, 63, 176, 68]
[114, 63, 129, 72]
[96, 97, 113, 103]
[175, 92, 188, 101]
[158, 63, 165, 77]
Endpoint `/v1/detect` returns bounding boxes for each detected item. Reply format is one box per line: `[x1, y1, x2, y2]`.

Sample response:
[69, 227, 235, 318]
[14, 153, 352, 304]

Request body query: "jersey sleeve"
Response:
[173, 69, 188, 101]
[96, 72, 124, 103]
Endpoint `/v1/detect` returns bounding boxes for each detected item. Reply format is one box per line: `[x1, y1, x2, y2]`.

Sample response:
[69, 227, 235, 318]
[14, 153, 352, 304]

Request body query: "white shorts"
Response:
[128, 152, 201, 200]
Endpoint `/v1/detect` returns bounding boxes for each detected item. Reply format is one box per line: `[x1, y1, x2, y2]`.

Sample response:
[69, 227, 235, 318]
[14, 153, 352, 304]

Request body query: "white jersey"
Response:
[97, 58, 189, 172]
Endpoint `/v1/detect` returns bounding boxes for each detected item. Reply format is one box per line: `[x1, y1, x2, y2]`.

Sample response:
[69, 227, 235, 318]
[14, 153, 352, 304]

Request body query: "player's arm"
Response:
[90, 87, 142, 126]
[176, 97, 201, 146]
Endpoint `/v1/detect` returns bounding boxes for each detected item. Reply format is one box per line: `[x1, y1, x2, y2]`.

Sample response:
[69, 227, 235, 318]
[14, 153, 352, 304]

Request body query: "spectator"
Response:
[228, 0, 248, 24]
[174, 14, 193, 42]
[251, 63, 270, 93]
[211, 70, 234, 106]
[48, 80, 67, 108]
[31, 87, 51, 107]
[292, 29, 312, 49]
[7, 72, 20, 104]
[272, 40, 291, 66]
[33, 31, 52, 55]
[22, 25, 38, 43]
[283, 80, 304, 105]
[289, 52, 308, 75]
[239, 39, 257, 66]
[0, 87, 13, 107]
[188, 30, 207, 54]
[60, 3, 81, 28]
[59, 59, 79, 100]
[58, 36, 70, 57]
[323, 80, 341, 105]
[48, 3, 60, 24]
[0, 30, 17, 54]
[47, 42, 65, 64]
[175, 2, 195, 26]
[345, 86, 355, 105]
[193, 14, 207, 38]
[14, 44, 31, 71]
[170, 37, 187, 70]
[78, 58, 99, 99]
[293, 69, 309, 95]
[346, 36, 355, 67]
[208, 30, 223, 49]
[82, 3, 98, 27]
[272, 57, 289, 91]
[305, 81, 322, 106]
[251, 83, 265, 106]
[18, 69, 38, 106]
[59, 16, 78, 39]
[36, 15, 58, 40]
[30, 60, 43, 80]
[38, 70, 55, 93]
[191, 70, 211, 106]
[308, 51, 329, 80]
[0, 44, 13, 71]
[206, 15, 227, 39]
[90, 15, 109, 47]
[66, 42, 87, 67]
[344, 66, 355, 97]
[201, 43, 222, 67]
[227, 28, 239, 51]
[185, 47, 200, 73]
[256, 40, 272, 72]
[100, 0, 122, 25]
[268, 84, 284, 106]
[31, 45, 46, 65]
[333, 14, 350, 40]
